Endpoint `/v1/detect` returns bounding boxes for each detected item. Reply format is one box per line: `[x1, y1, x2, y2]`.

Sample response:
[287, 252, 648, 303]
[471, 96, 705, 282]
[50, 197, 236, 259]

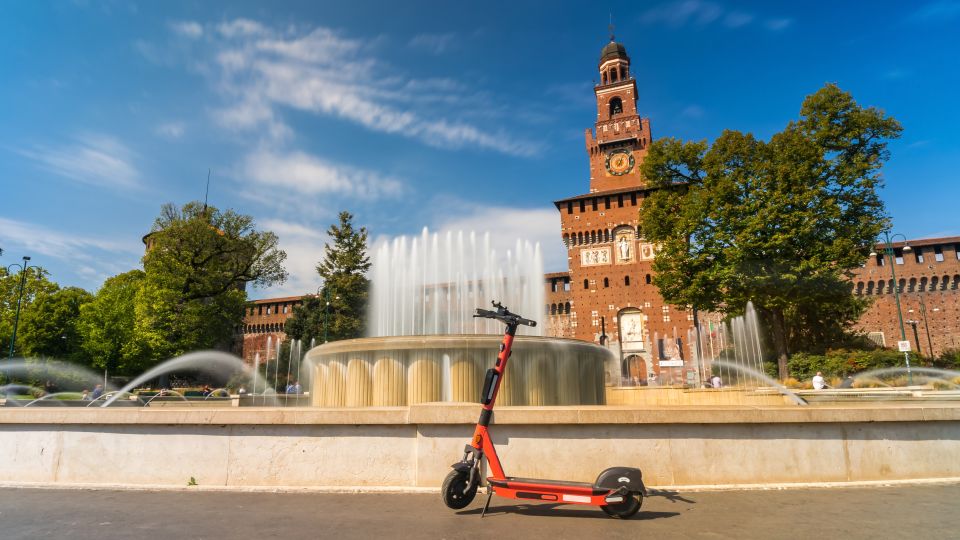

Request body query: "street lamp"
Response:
[905, 318, 922, 357]
[869, 231, 912, 384]
[6, 256, 33, 359]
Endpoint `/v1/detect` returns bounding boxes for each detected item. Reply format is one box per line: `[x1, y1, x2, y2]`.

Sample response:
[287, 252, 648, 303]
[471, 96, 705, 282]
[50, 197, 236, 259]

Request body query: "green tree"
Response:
[134, 202, 288, 366]
[18, 286, 93, 364]
[286, 211, 370, 344]
[77, 270, 145, 374]
[638, 84, 902, 379]
[1, 266, 59, 357]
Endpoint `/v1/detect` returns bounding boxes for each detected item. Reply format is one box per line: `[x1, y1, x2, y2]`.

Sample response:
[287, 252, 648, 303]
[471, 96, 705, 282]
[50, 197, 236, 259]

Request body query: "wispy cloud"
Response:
[680, 104, 705, 119]
[169, 20, 203, 39]
[165, 20, 539, 157]
[253, 218, 327, 298]
[242, 149, 404, 199]
[14, 133, 140, 189]
[0, 216, 141, 287]
[408, 33, 456, 55]
[430, 199, 565, 271]
[640, 1, 792, 32]
[911, 1, 960, 21]
[156, 121, 186, 139]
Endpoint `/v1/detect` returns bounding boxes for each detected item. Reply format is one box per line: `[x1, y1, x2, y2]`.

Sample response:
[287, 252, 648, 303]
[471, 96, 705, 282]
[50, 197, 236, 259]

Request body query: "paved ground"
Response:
[1, 484, 958, 539]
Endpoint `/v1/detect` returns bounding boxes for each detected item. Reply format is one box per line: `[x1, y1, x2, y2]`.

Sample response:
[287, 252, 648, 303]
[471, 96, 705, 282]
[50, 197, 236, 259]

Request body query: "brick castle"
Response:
[238, 38, 960, 378]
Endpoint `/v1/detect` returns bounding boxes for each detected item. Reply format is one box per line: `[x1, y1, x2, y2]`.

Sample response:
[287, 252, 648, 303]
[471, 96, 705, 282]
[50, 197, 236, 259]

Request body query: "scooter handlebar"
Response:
[474, 304, 537, 327]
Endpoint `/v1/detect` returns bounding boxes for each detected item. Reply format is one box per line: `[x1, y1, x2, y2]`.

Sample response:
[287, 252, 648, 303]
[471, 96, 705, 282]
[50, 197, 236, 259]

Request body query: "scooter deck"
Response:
[488, 477, 607, 496]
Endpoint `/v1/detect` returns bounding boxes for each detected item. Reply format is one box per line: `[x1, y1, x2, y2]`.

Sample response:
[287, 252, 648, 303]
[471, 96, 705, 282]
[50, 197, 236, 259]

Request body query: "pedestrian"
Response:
[91, 384, 104, 400]
[293, 381, 302, 394]
[285, 381, 296, 394]
[81, 389, 90, 401]
[812, 371, 826, 390]
[201, 385, 213, 396]
[710, 374, 722, 389]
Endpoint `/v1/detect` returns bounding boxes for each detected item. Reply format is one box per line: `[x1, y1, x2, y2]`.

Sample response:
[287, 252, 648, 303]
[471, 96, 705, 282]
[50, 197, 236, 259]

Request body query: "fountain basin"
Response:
[305, 335, 611, 407]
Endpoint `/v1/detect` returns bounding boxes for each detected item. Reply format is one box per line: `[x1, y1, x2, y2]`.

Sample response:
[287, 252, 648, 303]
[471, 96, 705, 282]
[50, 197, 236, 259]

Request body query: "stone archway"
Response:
[622, 354, 646, 385]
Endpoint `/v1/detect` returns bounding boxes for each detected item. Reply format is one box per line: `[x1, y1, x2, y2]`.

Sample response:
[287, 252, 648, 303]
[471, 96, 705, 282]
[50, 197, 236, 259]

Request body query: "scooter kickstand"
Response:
[480, 489, 493, 518]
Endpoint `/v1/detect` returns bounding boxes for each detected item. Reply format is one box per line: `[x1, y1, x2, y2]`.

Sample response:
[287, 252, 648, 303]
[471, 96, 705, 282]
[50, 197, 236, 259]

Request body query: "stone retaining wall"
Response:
[1, 403, 958, 489]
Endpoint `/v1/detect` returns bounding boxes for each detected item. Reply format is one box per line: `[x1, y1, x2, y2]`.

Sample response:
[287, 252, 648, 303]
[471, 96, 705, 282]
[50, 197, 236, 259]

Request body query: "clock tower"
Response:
[548, 36, 697, 387]
[585, 38, 652, 193]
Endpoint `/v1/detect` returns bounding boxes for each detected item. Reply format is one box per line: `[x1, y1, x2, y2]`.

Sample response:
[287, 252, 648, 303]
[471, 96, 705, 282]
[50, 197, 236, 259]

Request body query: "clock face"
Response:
[605, 149, 635, 176]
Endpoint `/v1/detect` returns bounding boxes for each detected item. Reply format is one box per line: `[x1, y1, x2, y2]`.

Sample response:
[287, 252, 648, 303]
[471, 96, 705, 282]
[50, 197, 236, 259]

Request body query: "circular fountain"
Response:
[306, 228, 611, 407]
[306, 335, 610, 407]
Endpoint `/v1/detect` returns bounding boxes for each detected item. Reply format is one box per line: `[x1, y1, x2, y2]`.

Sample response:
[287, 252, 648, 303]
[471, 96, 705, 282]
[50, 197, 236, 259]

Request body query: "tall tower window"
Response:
[609, 97, 623, 116]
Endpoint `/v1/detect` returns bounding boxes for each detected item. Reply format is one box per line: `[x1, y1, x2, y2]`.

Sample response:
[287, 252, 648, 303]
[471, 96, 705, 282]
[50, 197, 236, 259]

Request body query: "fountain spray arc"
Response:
[368, 228, 545, 337]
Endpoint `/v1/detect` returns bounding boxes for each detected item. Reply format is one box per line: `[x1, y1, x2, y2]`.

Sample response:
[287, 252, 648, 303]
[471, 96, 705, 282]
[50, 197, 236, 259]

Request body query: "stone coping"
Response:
[1, 402, 959, 425]
[307, 334, 609, 355]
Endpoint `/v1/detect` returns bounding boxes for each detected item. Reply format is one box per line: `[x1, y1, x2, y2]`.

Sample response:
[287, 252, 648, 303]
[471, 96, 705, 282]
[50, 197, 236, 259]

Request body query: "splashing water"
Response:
[101, 351, 256, 407]
[368, 228, 544, 337]
[711, 359, 807, 406]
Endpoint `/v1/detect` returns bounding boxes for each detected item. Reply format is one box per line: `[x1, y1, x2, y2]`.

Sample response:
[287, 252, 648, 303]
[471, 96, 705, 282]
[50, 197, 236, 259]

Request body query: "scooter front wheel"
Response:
[441, 470, 478, 509]
[601, 492, 642, 519]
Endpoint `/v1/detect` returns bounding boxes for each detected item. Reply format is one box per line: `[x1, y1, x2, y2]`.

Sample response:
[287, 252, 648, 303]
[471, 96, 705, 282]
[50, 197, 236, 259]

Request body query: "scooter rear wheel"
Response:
[441, 470, 478, 509]
[601, 492, 642, 519]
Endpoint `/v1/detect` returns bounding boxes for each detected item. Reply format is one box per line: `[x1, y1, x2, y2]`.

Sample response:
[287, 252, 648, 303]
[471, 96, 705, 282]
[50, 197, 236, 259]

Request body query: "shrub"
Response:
[788, 348, 909, 380]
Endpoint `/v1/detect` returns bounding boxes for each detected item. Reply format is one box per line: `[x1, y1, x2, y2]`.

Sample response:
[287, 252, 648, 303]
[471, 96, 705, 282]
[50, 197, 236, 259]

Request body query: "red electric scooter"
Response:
[441, 302, 646, 519]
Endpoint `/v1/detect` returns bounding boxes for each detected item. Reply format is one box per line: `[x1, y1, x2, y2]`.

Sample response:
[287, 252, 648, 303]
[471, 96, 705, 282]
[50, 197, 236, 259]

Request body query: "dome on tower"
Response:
[599, 40, 629, 64]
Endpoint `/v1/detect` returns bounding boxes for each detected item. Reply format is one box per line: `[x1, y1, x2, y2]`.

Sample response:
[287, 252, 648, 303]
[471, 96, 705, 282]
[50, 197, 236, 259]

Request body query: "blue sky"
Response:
[1, 0, 958, 299]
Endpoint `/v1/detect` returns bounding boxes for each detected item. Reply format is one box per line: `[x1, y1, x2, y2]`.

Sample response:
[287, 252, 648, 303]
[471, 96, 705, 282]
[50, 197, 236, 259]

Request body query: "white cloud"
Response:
[180, 19, 539, 157]
[242, 149, 404, 199]
[170, 20, 203, 38]
[764, 18, 793, 31]
[252, 218, 328, 298]
[431, 203, 565, 272]
[0, 216, 141, 288]
[217, 18, 268, 38]
[156, 121, 186, 139]
[640, 1, 792, 32]
[15, 133, 140, 189]
[680, 104, 705, 119]
[723, 12, 754, 28]
[409, 33, 456, 55]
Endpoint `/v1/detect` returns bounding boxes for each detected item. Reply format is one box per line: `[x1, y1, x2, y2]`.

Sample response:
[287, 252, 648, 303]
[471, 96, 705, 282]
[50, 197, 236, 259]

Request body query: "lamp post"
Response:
[322, 289, 340, 344]
[918, 294, 936, 359]
[869, 232, 912, 384]
[905, 319, 922, 357]
[6, 256, 33, 359]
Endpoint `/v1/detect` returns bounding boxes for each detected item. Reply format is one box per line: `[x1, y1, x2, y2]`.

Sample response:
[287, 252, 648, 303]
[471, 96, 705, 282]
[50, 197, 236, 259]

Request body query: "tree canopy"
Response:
[18, 286, 92, 364]
[638, 84, 902, 378]
[77, 270, 145, 373]
[133, 201, 288, 366]
[286, 211, 370, 344]
[0, 265, 59, 358]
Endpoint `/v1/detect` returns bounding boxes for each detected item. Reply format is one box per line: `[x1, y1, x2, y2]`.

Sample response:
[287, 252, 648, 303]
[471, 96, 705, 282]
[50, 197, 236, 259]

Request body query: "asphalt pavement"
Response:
[1, 483, 958, 539]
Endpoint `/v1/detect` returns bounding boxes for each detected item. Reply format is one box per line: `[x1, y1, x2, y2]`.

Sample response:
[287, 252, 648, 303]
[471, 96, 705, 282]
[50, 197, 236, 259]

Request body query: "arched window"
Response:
[564, 301, 571, 314]
[619, 65, 626, 80]
[908, 278, 917, 292]
[602, 72, 607, 84]
[551, 304, 557, 315]
[625, 276, 630, 286]
[609, 68, 617, 82]
[609, 97, 623, 116]
[584, 279, 589, 289]
[603, 277, 609, 288]
[645, 274, 652, 284]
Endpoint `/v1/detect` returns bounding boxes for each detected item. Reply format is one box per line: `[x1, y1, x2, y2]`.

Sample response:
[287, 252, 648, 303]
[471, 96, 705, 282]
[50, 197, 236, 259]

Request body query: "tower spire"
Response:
[609, 13, 615, 42]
